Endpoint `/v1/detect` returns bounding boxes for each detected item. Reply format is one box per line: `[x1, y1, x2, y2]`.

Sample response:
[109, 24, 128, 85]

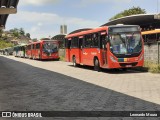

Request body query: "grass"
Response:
[144, 61, 160, 73]
[59, 56, 65, 61]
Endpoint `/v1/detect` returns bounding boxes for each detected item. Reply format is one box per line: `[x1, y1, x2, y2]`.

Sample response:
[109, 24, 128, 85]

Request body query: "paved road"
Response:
[0, 56, 160, 120]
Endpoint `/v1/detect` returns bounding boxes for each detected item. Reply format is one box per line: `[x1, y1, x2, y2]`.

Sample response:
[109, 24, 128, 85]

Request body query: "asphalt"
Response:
[0, 56, 160, 120]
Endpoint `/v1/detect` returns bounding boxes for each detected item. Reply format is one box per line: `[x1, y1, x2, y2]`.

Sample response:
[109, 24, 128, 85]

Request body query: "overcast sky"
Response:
[6, 0, 159, 39]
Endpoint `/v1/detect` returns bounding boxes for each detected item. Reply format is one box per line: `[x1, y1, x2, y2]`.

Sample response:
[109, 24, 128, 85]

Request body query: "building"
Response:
[60, 25, 67, 34]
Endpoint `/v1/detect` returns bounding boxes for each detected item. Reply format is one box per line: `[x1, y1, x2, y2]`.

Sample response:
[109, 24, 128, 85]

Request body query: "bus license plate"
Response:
[126, 65, 132, 67]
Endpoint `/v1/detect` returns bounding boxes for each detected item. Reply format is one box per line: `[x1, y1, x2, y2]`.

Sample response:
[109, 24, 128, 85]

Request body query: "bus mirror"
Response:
[81, 46, 83, 49]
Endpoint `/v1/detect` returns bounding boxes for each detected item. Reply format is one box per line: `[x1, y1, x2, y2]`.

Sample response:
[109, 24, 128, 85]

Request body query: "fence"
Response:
[144, 42, 160, 64]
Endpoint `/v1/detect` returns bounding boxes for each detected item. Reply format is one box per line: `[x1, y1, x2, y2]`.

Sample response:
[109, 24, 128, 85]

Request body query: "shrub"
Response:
[144, 61, 160, 73]
[59, 56, 65, 61]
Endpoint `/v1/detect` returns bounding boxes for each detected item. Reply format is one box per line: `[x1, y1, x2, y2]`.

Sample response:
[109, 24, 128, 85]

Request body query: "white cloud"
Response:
[7, 11, 101, 39]
[20, 0, 61, 6]
[78, 0, 132, 7]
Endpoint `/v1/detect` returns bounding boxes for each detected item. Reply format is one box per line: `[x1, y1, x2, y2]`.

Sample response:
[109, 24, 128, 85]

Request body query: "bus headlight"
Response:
[110, 56, 116, 62]
[139, 54, 144, 61]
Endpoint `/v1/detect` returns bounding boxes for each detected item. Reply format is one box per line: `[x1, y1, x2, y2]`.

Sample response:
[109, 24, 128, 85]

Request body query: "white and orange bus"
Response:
[65, 25, 144, 71]
[26, 40, 59, 60]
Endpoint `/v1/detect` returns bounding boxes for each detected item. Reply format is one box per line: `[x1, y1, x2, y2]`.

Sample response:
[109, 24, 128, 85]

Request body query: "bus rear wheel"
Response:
[73, 56, 77, 67]
[94, 58, 100, 72]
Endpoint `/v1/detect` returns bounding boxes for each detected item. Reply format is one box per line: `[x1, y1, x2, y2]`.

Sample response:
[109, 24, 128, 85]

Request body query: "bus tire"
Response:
[73, 56, 77, 67]
[94, 58, 100, 72]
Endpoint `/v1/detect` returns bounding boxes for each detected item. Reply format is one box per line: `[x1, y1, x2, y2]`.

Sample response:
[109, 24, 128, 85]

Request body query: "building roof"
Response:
[0, 0, 19, 29]
[101, 14, 160, 30]
[51, 34, 66, 41]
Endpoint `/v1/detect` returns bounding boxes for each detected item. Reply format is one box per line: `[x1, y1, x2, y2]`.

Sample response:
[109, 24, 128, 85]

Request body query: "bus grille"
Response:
[119, 62, 138, 67]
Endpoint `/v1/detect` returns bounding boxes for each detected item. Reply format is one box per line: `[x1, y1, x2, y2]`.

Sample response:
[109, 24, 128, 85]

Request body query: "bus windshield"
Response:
[43, 42, 58, 53]
[109, 32, 142, 55]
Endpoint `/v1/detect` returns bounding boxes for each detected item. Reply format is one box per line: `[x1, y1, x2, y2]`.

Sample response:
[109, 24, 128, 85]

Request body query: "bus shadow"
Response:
[68, 65, 147, 74]
[33, 59, 60, 62]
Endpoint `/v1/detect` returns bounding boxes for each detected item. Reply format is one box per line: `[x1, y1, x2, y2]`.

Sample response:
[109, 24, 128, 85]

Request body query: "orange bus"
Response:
[65, 25, 144, 71]
[26, 40, 59, 60]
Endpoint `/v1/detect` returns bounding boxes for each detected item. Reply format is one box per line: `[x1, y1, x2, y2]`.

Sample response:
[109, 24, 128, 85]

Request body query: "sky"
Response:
[6, 0, 159, 39]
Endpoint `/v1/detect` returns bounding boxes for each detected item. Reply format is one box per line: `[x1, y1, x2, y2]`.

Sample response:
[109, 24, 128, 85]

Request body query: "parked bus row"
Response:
[0, 47, 14, 55]
[1, 24, 145, 71]
[13, 40, 59, 60]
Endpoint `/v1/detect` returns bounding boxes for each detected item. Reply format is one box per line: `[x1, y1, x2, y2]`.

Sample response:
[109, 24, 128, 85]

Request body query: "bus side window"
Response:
[65, 39, 71, 49]
[92, 33, 99, 48]
[78, 38, 83, 48]
[84, 34, 92, 48]
[68, 40, 71, 49]
[31, 44, 34, 49]
[36, 43, 40, 49]
[71, 37, 78, 48]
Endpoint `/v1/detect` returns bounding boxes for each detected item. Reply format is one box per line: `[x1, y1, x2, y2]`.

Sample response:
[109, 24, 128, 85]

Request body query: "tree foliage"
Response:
[109, 6, 146, 21]
[19, 28, 25, 35]
[11, 28, 20, 37]
[26, 33, 31, 38]
[9, 28, 27, 37]
[0, 40, 14, 49]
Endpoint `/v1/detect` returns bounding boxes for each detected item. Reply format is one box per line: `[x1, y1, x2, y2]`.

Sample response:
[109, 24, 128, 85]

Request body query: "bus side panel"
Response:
[70, 48, 80, 63]
[99, 49, 105, 67]
[32, 49, 35, 58]
[39, 43, 43, 59]
[83, 48, 100, 66]
[65, 49, 70, 62]
[35, 49, 39, 59]
[27, 50, 32, 58]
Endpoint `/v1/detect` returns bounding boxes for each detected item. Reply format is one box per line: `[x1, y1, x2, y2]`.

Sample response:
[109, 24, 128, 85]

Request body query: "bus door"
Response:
[100, 32, 108, 66]
[79, 36, 83, 64]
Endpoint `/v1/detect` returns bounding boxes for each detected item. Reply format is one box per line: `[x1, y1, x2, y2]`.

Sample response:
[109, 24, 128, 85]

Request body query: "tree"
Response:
[19, 28, 25, 35]
[26, 33, 31, 38]
[109, 6, 146, 21]
[0, 40, 14, 49]
[12, 28, 20, 37]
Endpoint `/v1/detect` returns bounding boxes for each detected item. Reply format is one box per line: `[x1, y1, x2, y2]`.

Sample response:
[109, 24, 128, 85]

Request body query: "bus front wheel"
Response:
[94, 58, 100, 72]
